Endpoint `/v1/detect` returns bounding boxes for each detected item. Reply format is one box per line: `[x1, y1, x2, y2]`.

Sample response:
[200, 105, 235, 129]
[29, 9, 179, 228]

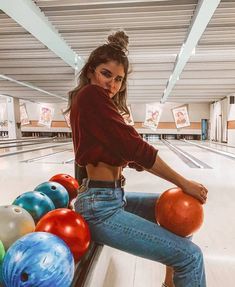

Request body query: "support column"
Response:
[6, 96, 22, 139]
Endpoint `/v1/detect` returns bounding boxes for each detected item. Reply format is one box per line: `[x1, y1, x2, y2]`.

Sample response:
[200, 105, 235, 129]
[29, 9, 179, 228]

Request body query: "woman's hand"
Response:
[147, 155, 208, 204]
[181, 179, 208, 204]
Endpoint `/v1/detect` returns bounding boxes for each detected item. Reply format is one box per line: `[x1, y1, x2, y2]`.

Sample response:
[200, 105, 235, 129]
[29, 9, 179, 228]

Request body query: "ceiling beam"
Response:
[0, 0, 84, 70]
[0, 74, 67, 101]
[160, 0, 221, 103]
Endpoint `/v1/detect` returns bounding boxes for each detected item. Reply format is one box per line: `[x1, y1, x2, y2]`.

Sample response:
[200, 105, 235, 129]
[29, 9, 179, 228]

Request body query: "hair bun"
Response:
[107, 31, 129, 52]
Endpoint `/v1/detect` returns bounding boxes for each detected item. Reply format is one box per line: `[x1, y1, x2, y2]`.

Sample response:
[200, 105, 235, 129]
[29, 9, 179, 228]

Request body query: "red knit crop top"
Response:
[70, 84, 158, 169]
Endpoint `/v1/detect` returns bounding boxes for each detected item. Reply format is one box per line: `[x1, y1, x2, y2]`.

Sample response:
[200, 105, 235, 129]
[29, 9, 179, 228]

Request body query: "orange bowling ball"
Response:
[155, 187, 204, 237]
[35, 208, 90, 262]
[49, 174, 79, 201]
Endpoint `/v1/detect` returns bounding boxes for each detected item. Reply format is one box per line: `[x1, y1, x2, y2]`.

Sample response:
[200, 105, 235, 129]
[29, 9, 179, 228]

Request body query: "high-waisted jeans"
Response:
[74, 180, 206, 287]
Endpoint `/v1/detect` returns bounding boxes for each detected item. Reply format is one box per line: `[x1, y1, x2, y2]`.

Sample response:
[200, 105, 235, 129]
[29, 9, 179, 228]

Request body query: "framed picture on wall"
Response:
[120, 105, 134, 126]
[38, 106, 54, 127]
[143, 103, 162, 130]
[172, 105, 190, 129]
[61, 109, 71, 128]
[20, 104, 30, 126]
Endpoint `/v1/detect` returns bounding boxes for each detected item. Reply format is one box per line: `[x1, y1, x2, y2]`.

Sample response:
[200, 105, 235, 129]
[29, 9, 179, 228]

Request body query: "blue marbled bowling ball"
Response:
[0, 261, 3, 286]
[2, 232, 75, 287]
[13, 191, 55, 223]
[34, 181, 69, 208]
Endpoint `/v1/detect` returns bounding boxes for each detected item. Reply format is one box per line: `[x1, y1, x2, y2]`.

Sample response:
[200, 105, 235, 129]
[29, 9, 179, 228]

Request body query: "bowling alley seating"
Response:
[71, 242, 103, 286]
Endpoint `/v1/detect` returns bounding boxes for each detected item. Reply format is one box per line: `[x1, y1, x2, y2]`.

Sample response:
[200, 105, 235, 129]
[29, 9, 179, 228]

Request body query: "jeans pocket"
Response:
[91, 189, 120, 219]
[74, 198, 84, 213]
[74, 197, 93, 220]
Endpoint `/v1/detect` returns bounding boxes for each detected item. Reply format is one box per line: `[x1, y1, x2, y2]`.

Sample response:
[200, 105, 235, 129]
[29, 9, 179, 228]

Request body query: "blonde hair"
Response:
[65, 31, 130, 115]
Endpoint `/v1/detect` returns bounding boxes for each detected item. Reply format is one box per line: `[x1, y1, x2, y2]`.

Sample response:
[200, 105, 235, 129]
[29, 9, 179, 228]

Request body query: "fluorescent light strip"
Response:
[160, 0, 221, 103]
[0, 74, 67, 101]
[0, 0, 84, 70]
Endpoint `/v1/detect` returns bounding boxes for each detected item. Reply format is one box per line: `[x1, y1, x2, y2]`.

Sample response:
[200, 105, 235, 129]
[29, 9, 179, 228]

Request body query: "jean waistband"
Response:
[82, 177, 125, 189]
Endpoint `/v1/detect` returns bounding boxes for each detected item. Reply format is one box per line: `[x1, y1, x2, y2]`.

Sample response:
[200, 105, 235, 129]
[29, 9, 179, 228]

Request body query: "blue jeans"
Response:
[74, 180, 206, 287]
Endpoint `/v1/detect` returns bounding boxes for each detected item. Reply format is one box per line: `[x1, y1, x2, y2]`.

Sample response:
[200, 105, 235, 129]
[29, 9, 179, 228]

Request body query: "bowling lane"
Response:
[122, 139, 235, 287]
[2, 137, 235, 287]
[0, 140, 72, 158]
[167, 139, 235, 167]
[150, 139, 191, 167]
[160, 139, 235, 286]
[28, 149, 75, 164]
[0, 137, 36, 143]
[189, 139, 235, 154]
[0, 137, 60, 153]
[0, 143, 74, 206]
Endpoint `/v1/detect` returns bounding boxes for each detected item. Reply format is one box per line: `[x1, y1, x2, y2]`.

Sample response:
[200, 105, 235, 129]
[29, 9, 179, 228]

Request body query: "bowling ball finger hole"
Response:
[13, 207, 22, 213]
[51, 186, 56, 190]
[39, 192, 46, 196]
[21, 272, 29, 282]
[65, 176, 69, 178]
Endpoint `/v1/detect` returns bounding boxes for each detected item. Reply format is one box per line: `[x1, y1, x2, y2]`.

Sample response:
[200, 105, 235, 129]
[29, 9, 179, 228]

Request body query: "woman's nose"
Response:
[107, 78, 115, 88]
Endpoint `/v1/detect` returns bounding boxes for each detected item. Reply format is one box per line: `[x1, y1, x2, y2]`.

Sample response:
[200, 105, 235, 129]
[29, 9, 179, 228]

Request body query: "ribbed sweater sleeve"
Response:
[78, 85, 157, 169]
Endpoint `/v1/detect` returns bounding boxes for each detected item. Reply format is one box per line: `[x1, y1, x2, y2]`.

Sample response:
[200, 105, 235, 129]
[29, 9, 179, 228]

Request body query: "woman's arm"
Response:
[146, 155, 208, 204]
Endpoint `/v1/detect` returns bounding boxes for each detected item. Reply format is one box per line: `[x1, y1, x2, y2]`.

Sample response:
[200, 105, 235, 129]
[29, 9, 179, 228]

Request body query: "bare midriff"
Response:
[86, 162, 122, 181]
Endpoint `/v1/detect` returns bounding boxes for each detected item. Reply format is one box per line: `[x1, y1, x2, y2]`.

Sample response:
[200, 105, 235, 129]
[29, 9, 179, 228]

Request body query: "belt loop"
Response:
[121, 176, 125, 188]
[82, 178, 89, 187]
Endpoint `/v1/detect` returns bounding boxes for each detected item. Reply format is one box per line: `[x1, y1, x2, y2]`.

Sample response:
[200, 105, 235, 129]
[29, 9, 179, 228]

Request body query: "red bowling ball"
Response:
[49, 174, 79, 201]
[35, 208, 90, 262]
[155, 187, 204, 237]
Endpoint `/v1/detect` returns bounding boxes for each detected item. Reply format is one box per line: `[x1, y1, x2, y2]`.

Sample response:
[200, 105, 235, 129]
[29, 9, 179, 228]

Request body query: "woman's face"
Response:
[88, 61, 125, 98]
[177, 112, 184, 119]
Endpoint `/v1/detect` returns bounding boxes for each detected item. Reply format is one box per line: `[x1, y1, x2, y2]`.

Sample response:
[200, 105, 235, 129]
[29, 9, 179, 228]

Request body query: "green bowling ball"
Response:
[0, 239, 5, 285]
[0, 240, 4, 263]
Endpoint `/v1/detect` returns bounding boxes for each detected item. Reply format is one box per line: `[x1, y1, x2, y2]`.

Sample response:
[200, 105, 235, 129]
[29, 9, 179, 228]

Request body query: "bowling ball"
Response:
[34, 181, 69, 208]
[13, 191, 55, 223]
[155, 187, 204, 237]
[2, 232, 74, 287]
[0, 205, 35, 250]
[0, 241, 4, 263]
[49, 173, 79, 201]
[0, 266, 3, 285]
[0, 240, 5, 285]
[36, 208, 91, 262]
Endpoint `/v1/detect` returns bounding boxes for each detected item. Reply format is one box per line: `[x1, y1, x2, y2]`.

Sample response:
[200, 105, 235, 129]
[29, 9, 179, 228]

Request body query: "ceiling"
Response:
[0, 0, 235, 104]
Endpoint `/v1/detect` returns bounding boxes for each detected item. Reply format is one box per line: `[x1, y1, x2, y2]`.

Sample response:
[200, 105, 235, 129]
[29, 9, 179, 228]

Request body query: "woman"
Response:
[68, 31, 208, 287]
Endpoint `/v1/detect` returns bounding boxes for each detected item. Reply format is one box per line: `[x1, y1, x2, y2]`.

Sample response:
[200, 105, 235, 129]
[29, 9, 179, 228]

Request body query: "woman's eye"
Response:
[100, 71, 111, 78]
[116, 78, 123, 82]
[100, 71, 123, 83]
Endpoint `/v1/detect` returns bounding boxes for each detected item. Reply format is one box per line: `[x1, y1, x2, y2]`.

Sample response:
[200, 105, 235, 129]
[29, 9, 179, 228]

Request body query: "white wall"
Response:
[1, 97, 68, 122]
[227, 102, 235, 145]
[22, 101, 67, 121]
[228, 103, 235, 121]
[228, 130, 235, 145]
[2, 98, 210, 124]
[0, 96, 7, 121]
[130, 102, 210, 122]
